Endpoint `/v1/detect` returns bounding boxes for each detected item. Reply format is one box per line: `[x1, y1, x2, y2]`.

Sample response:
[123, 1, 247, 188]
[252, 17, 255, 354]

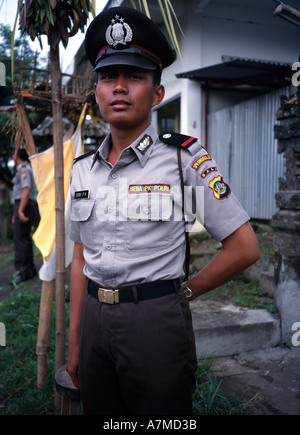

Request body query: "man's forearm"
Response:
[69, 255, 87, 341]
[67, 243, 86, 387]
[18, 187, 30, 214]
[187, 222, 260, 298]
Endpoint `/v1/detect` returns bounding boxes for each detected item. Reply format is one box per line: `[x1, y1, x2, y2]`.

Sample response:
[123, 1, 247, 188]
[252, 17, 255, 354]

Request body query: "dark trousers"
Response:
[13, 200, 36, 273]
[78, 285, 197, 415]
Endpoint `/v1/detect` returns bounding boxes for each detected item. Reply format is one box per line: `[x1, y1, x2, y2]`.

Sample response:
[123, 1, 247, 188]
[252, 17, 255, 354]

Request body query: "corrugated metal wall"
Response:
[207, 87, 289, 220]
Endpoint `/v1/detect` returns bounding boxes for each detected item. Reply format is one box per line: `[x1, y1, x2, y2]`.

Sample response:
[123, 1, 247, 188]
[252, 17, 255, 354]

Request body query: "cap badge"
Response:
[106, 15, 133, 48]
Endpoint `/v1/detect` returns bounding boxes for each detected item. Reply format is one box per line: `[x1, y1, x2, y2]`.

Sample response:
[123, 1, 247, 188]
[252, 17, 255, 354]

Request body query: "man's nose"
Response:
[113, 75, 128, 94]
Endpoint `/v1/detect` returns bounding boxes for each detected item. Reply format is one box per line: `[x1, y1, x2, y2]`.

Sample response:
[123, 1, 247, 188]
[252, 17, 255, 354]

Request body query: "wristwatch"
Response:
[182, 282, 196, 302]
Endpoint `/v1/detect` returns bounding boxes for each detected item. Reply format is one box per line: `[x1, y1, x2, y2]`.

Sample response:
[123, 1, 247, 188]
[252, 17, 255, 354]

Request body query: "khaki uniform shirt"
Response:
[12, 161, 35, 201]
[69, 124, 249, 288]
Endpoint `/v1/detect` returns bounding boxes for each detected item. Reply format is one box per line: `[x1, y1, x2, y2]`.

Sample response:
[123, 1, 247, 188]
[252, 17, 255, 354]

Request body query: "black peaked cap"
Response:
[85, 7, 176, 71]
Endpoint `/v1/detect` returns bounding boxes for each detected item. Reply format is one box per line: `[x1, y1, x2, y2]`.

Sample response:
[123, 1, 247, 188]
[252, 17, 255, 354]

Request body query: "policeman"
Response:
[11, 147, 37, 284]
[67, 6, 260, 415]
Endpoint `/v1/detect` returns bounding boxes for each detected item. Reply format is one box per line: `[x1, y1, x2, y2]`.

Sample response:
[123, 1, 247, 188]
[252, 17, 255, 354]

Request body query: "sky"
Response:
[0, 0, 109, 71]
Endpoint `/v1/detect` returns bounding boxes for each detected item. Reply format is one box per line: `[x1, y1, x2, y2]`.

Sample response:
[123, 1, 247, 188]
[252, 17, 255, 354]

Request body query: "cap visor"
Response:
[94, 53, 158, 71]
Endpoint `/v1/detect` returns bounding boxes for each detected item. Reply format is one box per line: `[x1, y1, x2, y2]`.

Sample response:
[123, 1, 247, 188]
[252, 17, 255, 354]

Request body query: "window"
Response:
[156, 97, 180, 134]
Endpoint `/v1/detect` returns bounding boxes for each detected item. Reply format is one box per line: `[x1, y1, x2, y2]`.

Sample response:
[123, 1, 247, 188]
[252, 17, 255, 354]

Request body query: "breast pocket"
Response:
[70, 199, 95, 250]
[124, 193, 173, 252]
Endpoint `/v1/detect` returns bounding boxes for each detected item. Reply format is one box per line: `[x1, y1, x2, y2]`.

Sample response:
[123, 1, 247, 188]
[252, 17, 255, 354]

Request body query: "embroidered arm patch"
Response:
[209, 176, 231, 200]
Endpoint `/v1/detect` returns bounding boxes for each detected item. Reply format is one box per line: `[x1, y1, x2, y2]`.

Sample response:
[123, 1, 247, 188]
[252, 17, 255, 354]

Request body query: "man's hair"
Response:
[17, 148, 29, 161]
[153, 68, 162, 86]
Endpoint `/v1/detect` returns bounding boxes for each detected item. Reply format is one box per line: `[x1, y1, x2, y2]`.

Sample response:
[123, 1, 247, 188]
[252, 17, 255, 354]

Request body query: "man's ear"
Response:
[94, 82, 99, 105]
[152, 85, 165, 108]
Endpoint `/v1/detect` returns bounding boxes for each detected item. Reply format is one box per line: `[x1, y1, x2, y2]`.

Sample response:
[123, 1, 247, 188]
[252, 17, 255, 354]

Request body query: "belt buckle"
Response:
[98, 288, 119, 304]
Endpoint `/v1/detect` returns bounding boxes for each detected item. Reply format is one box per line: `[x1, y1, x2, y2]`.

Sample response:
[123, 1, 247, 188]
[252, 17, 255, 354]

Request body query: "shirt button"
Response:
[106, 245, 112, 251]
[111, 173, 118, 179]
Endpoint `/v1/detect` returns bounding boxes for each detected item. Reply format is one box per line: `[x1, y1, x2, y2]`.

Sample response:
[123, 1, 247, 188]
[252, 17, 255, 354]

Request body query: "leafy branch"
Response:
[130, 0, 184, 57]
[18, 0, 95, 50]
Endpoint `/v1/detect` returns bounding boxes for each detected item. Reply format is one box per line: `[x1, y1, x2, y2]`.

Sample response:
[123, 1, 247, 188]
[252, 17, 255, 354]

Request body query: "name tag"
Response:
[129, 184, 170, 193]
[74, 190, 90, 199]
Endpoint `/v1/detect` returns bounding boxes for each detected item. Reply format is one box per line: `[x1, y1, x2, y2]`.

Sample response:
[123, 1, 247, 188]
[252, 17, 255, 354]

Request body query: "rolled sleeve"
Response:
[69, 217, 82, 244]
[20, 167, 33, 190]
[68, 168, 82, 244]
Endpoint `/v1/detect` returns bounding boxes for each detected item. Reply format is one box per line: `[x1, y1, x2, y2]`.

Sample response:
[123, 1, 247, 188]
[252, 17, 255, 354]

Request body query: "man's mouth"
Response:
[110, 100, 131, 109]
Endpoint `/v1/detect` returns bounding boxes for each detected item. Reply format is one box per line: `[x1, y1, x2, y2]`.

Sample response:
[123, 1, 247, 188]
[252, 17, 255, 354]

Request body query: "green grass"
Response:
[200, 273, 278, 314]
[225, 274, 278, 314]
[0, 288, 57, 414]
[192, 357, 257, 415]
[0, 287, 254, 415]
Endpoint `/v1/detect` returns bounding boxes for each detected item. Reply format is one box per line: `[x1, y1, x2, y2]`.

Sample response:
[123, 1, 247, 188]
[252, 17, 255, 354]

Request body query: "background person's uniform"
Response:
[69, 124, 250, 414]
[12, 160, 37, 279]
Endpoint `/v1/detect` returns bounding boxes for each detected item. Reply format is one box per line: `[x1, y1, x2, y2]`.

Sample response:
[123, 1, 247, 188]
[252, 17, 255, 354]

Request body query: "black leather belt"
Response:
[87, 279, 180, 304]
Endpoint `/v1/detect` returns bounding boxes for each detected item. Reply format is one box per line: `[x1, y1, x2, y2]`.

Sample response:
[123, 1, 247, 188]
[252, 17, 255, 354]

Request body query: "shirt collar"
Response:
[90, 135, 111, 170]
[17, 161, 26, 170]
[90, 124, 158, 169]
[130, 124, 158, 168]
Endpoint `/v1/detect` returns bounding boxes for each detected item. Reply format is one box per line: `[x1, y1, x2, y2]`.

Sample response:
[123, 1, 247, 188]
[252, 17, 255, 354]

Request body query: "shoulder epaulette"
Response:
[159, 132, 198, 149]
[73, 149, 96, 164]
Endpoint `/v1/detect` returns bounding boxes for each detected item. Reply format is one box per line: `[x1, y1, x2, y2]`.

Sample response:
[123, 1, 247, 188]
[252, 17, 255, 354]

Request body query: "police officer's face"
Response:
[94, 65, 164, 131]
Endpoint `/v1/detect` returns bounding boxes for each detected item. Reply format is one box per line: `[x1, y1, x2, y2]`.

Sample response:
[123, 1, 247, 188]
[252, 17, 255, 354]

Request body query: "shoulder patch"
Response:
[159, 132, 198, 149]
[73, 149, 95, 164]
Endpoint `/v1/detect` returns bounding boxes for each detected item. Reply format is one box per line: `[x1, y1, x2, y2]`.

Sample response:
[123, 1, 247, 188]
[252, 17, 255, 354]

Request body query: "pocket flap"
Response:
[71, 199, 95, 222]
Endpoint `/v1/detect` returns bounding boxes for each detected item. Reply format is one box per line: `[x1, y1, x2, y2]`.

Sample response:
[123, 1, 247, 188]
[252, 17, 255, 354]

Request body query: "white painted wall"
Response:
[151, 0, 300, 142]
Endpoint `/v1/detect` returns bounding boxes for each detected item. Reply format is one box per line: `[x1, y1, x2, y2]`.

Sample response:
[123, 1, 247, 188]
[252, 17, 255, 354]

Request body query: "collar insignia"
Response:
[106, 15, 133, 48]
[135, 135, 153, 155]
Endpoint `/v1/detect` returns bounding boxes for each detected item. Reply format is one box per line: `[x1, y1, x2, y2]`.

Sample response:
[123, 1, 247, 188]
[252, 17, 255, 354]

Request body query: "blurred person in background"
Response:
[10, 146, 37, 284]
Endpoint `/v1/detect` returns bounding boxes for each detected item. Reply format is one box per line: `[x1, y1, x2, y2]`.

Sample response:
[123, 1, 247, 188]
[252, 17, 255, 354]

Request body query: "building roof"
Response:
[176, 57, 293, 93]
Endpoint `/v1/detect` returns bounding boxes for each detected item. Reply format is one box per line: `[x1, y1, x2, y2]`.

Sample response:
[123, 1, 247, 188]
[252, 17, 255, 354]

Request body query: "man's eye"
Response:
[129, 72, 144, 79]
[100, 73, 114, 80]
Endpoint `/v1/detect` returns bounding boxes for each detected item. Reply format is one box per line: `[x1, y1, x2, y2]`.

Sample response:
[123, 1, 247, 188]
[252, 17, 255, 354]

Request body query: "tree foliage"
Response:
[0, 24, 46, 184]
[18, 0, 94, 50]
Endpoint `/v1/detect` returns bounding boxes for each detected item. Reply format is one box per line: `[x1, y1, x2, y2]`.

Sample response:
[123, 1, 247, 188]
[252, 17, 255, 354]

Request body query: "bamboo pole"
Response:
[15, 100, 37, 155]
[36, 280, 54, 389]
[50, 45, 66, 373]
[14, 96, 56, 389]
